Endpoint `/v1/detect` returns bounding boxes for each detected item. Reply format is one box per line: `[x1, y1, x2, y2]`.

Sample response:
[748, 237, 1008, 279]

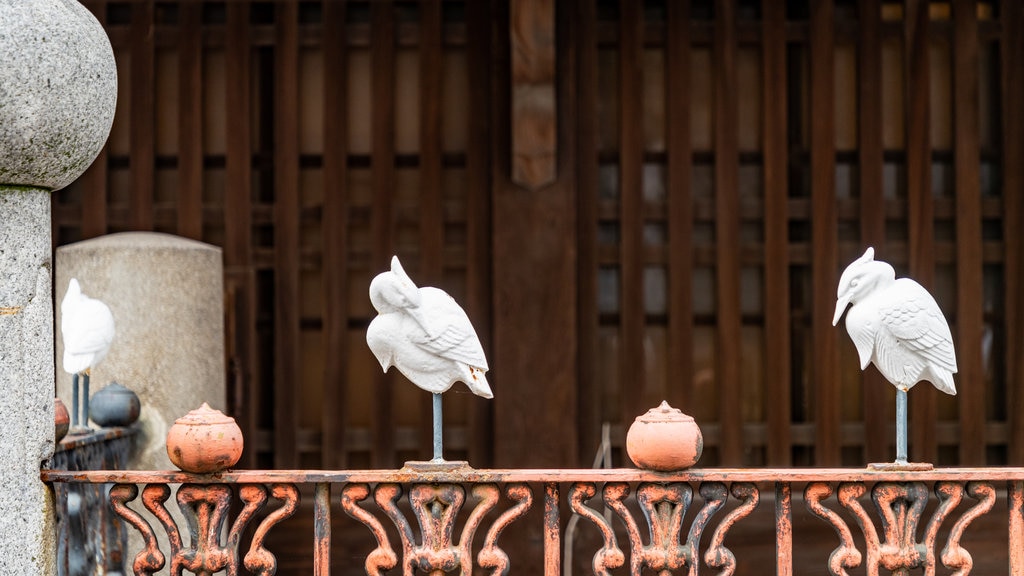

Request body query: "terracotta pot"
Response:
[54, 397, 70, 443]
[89, 382, 140, 427]
[166, 403, 243, 473]
[626, 401, 703, 471]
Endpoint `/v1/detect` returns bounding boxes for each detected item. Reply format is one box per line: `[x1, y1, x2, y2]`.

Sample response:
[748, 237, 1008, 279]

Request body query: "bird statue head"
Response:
[369, 256, 423, 314]
[64, 277, 82, 304]
[832, 247, 896, 326]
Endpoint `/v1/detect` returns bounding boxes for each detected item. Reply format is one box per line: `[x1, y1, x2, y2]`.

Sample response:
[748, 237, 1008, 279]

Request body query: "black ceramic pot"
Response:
[89, 382, 141, 427]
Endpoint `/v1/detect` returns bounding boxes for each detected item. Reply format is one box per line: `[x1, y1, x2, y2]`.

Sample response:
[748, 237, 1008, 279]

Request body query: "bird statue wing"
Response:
[875, 279, 957, 390]
[410, 287, 489, 370]
[844, 307, 878, 371]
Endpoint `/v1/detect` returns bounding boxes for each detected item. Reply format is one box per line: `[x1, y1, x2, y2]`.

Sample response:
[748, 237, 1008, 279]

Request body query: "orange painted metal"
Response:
[775, 483, 792, 576]
[1011, 481, 1024, 575]
[42, 467, 1024, 575]
[40, 466, 1024, 485]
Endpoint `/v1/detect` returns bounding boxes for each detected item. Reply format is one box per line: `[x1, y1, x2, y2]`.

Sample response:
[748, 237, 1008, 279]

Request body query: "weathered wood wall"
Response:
[54, 0, 1024, 470]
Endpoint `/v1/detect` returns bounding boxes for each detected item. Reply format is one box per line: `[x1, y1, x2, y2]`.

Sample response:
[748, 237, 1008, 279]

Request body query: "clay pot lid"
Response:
[634, 400, 694, 423]
[175, 403, 235, 426]
[96, 382, 133, 394]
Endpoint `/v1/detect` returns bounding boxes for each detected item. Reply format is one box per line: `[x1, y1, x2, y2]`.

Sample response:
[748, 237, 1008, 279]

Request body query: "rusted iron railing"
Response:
[48, 427, 137, 576]
[41, 467, 1024, 575]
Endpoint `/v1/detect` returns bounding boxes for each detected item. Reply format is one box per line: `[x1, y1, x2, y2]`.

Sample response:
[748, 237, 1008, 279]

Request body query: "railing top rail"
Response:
[40, 466, 1024, 484]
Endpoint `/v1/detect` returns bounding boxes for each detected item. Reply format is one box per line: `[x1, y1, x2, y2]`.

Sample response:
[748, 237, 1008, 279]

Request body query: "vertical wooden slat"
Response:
[810, 0, 840, 466]
[130, 1, 155, 231]
[858, 0, 889, 464]
[81, 0, 108, 239]
[177, 2, 203, 240]
[618, 0, 645, 427]
[666, 0, 692, 415]
[224, 1, 256, 468]
[576, 0, 600, 462]
[371, 0, 397, 468]
[762, 0, 791, 466]
[465, 0, 493, 466]
[1004, 0, 1024, 465]
[904, 0, 937, 464]
[953, 0, 984, 465]
[418, 0, 443, 460]
[493, 0, 578, 468]
[714, 0, 742, 465]
[321, 0, 349, 469]
[274, 2, 300, 469]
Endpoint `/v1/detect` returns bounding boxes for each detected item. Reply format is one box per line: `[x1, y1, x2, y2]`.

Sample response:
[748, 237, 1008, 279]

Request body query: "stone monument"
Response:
[56, 232, 226, 470]
[0, 0, 117, 573]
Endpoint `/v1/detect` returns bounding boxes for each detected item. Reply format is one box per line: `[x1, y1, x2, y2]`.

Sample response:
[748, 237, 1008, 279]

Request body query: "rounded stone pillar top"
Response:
[58, 231, 221, 256]
[0, 0, 117, 191]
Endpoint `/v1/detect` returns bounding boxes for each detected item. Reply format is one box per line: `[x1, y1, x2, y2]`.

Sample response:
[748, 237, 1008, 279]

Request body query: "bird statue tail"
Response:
[465, 366, 493, 399]
[930, 369, 957, 396]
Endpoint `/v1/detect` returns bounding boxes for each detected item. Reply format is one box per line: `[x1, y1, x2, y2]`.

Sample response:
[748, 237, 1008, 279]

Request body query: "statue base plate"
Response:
[867, 461, 933, 471]
[401, 460, 473, 473]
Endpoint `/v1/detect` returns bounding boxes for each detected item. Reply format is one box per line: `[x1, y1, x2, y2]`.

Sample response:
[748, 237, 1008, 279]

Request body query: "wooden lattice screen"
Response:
[574, 0, 1023, 468]
[53, 0, 1024, 471]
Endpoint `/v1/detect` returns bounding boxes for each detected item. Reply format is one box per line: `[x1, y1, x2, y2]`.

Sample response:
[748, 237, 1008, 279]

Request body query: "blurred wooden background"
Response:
[55, 0, 1024, 470]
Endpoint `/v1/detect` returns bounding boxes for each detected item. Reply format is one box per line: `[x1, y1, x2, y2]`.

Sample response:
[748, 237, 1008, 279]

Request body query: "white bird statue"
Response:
[60, 278, 115, 433]
[367, 255, 491, 463]
[833, 247, 957, 467]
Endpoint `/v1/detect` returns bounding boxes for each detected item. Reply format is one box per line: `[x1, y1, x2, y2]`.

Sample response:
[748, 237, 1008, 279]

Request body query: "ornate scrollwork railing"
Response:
[41, 468, 1024, 575]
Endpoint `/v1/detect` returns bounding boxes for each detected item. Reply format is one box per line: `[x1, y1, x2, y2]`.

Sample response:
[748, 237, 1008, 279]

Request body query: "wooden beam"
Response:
[370, 0, 397, 468]
[466, 0, 494, 466]
[177, 1, 203, 240]
[618, 0, 646, 433]
[810, 0, 840, 466]
[510, 0, 556, 190]
[418, 0, 443, 461]
[1004, 0, 1024, 465]
[575, 0, 600, 463]
[321, 0, 349, 469]
[857, 0, 890, 465]
[224, 1, 256, 468]
[905, 0, 938, 464]
[762, 0, 791, 466]
[273, 1, 300, 469]
[714, 0, 742, 465]
[953, 0, 984, 465]
[130, 1, 154, 231]
[666, 0, 693, 420]
[493, 0, 577, 467]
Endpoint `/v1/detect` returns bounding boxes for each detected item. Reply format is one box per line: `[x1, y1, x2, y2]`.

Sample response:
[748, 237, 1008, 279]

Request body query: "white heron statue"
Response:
[367, 255, 491, 463]
[833, 247, 957, 467]
[60, 278, 115, 433]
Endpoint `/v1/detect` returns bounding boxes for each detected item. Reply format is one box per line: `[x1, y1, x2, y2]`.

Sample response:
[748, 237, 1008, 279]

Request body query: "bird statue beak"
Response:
[832, 295, 850, 326]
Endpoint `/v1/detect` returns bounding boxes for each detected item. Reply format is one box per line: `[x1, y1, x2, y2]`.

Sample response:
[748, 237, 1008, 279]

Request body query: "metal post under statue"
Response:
[71, 373, 80, 428]
[82, 372, 90, 430]
[896, 388, 908, 465]
[433, 393, 443, 462]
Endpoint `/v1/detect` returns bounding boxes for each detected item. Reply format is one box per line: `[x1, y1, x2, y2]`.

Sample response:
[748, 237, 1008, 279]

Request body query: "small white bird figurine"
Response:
[61, 278, 115, 433]
[833, 247, 957, 467]
[367, 256, 490, 462]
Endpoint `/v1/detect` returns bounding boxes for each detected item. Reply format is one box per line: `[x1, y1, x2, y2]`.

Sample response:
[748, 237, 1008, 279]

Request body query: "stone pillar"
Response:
[0, 1, 117, 573]
[56, 232, 226, 470]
